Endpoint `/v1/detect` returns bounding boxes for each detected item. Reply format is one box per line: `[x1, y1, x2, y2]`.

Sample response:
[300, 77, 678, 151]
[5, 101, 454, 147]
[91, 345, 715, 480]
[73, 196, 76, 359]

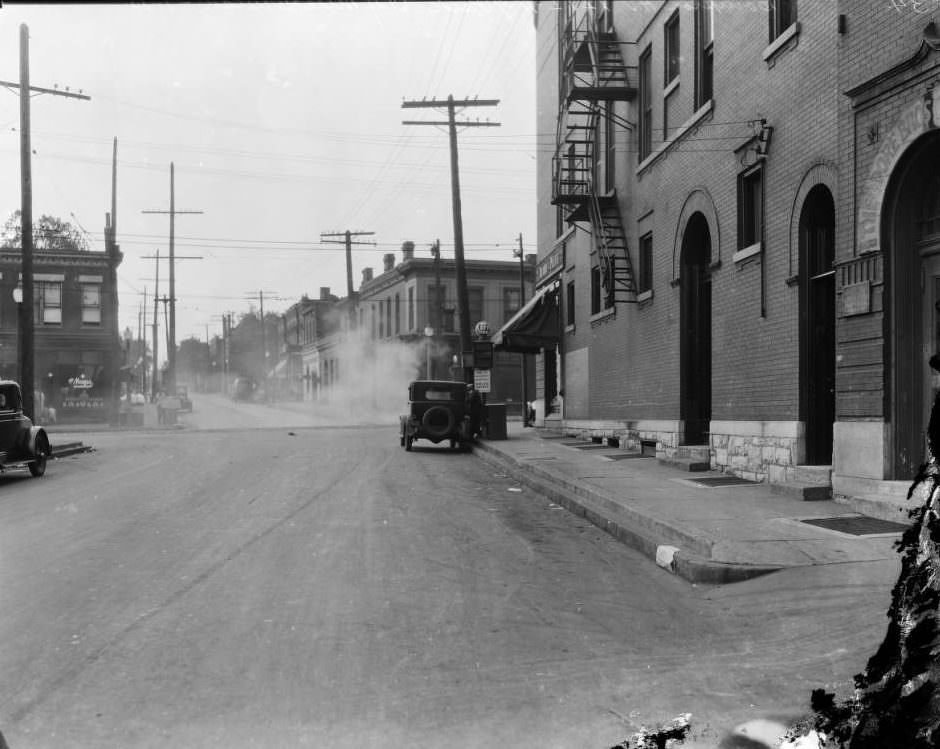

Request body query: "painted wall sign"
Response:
[841, 280, 872, 317]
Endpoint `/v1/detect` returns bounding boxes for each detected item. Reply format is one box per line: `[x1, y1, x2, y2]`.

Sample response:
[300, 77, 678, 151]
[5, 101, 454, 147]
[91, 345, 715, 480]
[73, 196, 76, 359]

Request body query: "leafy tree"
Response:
[1, 210, 89, 252]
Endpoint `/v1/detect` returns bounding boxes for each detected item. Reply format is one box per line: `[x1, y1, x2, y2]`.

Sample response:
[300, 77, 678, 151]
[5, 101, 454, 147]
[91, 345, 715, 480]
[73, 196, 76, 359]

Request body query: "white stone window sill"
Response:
[763, 22, 800, 63]
[663, 76, 679, 99]
[637, 289, 653, 303]
[637, 100, 713, 174]
[733, 242, 762, 264]
[590, 307, 616, 324]
[565, 323, 576, 334]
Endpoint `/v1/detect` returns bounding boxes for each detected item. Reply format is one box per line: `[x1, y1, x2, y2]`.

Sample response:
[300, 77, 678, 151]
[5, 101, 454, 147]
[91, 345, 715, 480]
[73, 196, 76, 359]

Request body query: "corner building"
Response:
[533, 1, 842, 488]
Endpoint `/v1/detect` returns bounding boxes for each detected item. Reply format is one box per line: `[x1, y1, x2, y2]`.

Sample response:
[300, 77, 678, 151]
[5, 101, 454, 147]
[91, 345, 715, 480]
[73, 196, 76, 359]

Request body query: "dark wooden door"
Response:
[680, 216, 711, 446]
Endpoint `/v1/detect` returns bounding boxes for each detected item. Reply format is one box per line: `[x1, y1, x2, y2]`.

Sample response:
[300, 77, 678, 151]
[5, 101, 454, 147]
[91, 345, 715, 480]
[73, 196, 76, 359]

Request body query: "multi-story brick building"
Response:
[356, 242, 536, 414]
[533, 1, 842, 486]
[0, 240, 123, 423]
[831, 1, 940, 509]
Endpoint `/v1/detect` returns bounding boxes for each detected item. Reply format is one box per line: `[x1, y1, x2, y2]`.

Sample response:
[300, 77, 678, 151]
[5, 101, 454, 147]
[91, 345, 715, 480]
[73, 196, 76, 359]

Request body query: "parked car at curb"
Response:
[0, 380, 51, 477]
[400, 380, 471, 452]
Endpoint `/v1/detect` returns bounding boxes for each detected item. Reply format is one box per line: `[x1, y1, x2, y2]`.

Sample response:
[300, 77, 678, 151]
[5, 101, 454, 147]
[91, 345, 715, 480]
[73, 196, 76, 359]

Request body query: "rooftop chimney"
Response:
[401, 241, 415, 261]
[383, 253, 395, 272]
[362, 267, 373, 284]
[319, 287, 331, 301]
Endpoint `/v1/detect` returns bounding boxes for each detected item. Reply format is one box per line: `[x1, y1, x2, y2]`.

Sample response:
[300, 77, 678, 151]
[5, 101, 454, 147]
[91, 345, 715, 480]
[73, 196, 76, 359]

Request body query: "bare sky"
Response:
[0, 2, 537, 344]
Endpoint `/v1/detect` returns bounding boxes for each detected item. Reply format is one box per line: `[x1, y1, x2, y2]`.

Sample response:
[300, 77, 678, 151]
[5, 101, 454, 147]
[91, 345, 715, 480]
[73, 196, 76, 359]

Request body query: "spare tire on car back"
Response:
[421, 406, 454, 439]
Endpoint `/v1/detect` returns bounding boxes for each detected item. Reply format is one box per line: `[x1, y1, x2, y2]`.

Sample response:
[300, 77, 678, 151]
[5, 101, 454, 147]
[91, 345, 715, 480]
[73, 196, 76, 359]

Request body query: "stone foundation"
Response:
[709, 420, 803, 482]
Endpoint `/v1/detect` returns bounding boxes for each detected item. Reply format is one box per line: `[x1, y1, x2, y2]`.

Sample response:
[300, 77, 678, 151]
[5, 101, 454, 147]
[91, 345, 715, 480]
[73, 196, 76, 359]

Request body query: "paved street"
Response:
[0, 397, 898, 748]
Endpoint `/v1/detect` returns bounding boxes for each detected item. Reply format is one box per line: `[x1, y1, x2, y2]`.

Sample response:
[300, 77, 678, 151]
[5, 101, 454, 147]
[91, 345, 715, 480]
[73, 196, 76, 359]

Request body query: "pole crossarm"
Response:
[402, 121, 500, 127]
[0, 78, 91, 100]
[401, 99, 500, 108]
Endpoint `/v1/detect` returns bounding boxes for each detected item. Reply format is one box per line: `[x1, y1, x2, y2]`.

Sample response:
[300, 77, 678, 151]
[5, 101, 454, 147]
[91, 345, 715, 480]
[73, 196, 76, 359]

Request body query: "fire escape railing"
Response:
[552, 6, 638, 305]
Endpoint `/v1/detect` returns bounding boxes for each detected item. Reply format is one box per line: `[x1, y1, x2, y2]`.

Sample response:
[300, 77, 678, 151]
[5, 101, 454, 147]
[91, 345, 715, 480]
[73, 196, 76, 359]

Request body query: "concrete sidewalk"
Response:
[473, 424, 909, 584]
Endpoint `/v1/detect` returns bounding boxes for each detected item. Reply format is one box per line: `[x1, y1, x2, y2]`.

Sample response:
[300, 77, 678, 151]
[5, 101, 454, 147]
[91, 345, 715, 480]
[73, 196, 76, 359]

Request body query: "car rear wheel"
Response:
[28, 433, 49, 477]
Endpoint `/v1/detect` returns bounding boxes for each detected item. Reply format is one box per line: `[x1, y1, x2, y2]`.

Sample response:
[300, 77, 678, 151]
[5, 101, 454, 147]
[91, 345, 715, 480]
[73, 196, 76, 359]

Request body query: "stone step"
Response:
[792, 464, 832, 485]
[769, 480, 832, 501]
[659, 455, 710, 472]
[833, 492, 913, 524]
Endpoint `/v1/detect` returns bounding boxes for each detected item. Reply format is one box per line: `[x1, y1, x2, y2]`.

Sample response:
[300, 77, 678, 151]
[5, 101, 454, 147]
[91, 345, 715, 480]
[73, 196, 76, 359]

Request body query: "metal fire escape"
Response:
[552, 4, 638, 305]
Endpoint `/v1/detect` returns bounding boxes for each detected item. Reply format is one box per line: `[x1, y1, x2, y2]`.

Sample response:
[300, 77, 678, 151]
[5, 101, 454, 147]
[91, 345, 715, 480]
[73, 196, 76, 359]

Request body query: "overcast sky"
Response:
[0, 2, 538, 344]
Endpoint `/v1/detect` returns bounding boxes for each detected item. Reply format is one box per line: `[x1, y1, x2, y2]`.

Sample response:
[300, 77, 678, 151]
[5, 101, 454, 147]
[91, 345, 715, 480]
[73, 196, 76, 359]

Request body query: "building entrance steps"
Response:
[770, 464, 833, 501]
[659, 444, 710, 472]
[473, 425, 904, 585]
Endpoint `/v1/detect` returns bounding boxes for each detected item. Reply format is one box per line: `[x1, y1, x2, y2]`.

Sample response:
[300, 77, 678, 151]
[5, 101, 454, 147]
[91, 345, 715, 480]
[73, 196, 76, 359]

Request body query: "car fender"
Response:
[26, 426, 50, 458]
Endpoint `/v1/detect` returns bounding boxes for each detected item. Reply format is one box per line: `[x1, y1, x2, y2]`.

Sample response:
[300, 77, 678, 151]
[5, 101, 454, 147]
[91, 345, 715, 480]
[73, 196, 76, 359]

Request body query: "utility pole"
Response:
[320, 229, 376, 298]
[2, 24, 91, 420]
[402, 95, 499, 383]
[152, 252, 160, 401]
[142, 163, 203, 394]
[515, 233, 530, 426]
[246, 292, 277, 400]
[141, 287, 148, 395]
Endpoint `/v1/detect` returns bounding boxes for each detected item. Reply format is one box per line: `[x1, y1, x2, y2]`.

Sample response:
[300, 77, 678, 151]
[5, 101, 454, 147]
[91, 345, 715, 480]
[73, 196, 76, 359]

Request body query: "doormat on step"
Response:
[800, 516, 909, 536]
[687, 476, 760, 487]
[603, 453, 651, 461]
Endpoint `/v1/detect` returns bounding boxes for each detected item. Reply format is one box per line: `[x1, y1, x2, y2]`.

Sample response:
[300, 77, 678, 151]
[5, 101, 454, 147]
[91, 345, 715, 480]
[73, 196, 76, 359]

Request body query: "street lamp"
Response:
[424, 325, 434, 379]
[12, 286, 22, 387]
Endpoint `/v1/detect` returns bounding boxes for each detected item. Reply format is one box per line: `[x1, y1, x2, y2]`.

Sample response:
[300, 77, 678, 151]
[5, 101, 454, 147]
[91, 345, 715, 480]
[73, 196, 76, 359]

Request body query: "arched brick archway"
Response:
[672, 188, 720, 282]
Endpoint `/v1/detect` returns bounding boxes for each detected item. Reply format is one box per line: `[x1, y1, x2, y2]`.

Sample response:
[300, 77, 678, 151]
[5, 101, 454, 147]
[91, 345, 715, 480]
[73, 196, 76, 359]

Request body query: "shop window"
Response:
[768, 0, 797, 43]
[81, 283, 101, 325]
[737, 164, 764, 250]
[638, 45, 652, 161]
[695, 0, 714, 109]
[639, 232, 653, 294]
[408, 287, 415, 331]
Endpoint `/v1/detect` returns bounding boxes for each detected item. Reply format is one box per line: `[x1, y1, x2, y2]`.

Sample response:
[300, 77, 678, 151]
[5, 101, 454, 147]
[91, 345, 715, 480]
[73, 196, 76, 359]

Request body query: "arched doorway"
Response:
[799, 185, 836, 465]
[888, 131, 940, 479]
[680, 212, 712, 445]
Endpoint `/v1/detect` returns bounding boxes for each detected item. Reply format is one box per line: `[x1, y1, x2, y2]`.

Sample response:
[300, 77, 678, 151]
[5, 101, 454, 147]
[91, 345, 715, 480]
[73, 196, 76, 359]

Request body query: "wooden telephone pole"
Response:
[1, 24, 90, 420]
[402, 95, 499, 384]
[320, 229, 376, 298]
[142, 163, 203, 393]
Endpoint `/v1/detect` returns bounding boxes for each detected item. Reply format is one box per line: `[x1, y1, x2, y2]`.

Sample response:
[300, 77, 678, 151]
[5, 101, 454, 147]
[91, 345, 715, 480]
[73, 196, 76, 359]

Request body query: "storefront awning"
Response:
[491, 282, 560, 353]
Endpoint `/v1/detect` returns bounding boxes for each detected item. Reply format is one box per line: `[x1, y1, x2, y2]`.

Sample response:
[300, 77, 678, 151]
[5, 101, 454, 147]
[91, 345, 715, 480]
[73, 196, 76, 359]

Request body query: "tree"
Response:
[1, 210, 89, 252]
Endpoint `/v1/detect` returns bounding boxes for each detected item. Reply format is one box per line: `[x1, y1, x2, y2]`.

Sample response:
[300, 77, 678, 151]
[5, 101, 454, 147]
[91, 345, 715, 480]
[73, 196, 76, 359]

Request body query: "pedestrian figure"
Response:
[467, 387, 484, 440]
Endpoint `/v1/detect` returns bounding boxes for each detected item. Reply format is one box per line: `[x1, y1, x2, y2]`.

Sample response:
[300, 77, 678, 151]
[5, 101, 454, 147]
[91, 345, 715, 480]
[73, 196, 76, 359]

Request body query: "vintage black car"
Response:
[0, 381, 51, 477]
[400, 380, 472, 451]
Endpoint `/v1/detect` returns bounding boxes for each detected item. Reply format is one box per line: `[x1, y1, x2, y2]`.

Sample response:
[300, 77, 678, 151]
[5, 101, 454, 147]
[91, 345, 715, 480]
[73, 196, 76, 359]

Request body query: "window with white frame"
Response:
[82, 283, 101, 325]
[33, 281, 62, 325]
[638, 45, 652, 161]
[639, 232, 653, 294]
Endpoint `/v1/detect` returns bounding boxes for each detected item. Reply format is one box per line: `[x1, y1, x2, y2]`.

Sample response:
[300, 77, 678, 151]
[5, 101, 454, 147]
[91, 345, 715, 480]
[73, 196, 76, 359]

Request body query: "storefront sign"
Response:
[536, 244, 564, 286]
[473, 369, 491, 393]
[68, 375, 94, 390]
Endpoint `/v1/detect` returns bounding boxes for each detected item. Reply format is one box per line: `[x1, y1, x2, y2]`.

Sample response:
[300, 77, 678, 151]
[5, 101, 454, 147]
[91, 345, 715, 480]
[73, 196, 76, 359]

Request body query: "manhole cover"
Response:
[801, 516, 908, 536]
[688, 476, 760, 487]
[604, 453, 651, 461]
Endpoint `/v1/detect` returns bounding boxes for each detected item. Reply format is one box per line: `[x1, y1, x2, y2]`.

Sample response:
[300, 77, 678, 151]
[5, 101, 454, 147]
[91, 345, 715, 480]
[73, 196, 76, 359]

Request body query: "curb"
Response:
[473, 440, 782, 585]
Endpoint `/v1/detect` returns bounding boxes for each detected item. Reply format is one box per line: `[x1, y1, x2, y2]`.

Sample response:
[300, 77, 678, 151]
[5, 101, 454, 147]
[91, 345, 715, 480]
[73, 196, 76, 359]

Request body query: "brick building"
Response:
[357, 242, 535, 414]
[0, 241, 122, 423]
[533, 1, 842, 486]
[831, 2, 940, 507]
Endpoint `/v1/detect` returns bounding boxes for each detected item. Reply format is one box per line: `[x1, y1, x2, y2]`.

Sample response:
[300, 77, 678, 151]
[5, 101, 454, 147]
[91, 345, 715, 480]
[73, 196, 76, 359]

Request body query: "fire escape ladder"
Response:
[590, 190, 637, 305]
